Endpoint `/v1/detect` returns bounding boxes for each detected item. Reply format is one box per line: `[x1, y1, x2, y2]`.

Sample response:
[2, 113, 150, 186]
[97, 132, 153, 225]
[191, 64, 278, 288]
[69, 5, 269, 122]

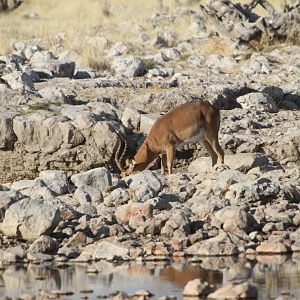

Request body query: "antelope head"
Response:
[115, 131, 156, 177]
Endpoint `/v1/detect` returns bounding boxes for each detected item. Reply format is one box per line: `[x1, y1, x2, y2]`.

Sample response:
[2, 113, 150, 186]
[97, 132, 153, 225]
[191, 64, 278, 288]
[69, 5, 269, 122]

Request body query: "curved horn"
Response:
[114, 130, 128, 172]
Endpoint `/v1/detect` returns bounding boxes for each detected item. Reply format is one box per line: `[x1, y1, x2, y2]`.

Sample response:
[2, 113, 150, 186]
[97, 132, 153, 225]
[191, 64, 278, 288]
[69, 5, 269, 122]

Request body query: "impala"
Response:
[115, 101, 224, 176]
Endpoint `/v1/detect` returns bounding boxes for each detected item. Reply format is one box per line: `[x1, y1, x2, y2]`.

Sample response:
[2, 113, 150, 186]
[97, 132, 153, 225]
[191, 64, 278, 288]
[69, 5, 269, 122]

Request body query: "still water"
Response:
[0, 254, 300, 299]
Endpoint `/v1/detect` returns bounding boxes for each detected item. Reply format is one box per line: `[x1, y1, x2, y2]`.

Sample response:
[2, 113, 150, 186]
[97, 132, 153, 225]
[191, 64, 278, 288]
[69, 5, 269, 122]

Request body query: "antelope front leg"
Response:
[160, 154, 167, 175]
[166, 145, 175, 175]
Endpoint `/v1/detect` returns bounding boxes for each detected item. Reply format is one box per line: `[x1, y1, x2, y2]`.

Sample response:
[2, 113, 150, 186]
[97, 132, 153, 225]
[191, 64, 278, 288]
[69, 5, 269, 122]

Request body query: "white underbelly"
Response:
[177, 128, 205, 148]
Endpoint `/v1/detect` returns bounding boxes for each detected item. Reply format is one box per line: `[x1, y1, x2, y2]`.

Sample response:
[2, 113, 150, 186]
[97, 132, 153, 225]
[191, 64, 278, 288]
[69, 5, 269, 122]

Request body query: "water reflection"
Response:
[0, 255, 299, 299]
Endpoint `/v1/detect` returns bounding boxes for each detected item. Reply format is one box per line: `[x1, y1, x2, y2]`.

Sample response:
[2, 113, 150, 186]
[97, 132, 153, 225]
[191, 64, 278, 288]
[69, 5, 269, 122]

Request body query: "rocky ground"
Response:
[0, 0, 300, 299]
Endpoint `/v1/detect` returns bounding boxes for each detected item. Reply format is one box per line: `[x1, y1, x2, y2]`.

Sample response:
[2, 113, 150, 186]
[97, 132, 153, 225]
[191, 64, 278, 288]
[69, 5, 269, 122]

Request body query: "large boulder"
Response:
[237, 92, 278, 113]
[111, 56, 145, 77]
[1, 71, 35, 91]
[0, 198, 61, 241]
[125, 171, 163, 202]
[214, 206, 257, 233]
[31, 59, 75, 78]
[13, 112, 84, 154]
[70, 167, 112, 189]
[80, 240, 130, 261]
[39, 170, 68, 195]
[115, 202, 153, 224]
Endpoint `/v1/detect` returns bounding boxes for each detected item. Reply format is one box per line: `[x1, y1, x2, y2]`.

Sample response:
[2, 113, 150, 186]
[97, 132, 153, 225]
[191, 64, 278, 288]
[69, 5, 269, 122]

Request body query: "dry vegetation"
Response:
[0, 0, 293, 67]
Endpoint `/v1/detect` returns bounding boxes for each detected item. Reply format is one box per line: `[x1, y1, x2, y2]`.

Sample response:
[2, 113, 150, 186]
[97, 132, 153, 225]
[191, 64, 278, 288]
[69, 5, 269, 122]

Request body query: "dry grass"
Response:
[0, 0, 186, 66]
[0, 0, 294, 67]
[197, 37, 236, 56]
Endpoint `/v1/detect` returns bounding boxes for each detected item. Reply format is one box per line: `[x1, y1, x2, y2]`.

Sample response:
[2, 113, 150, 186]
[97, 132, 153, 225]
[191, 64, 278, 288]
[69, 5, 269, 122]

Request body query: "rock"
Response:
[207, 282, 258, 299]
[58, 49, 80, 62]
[140, 113, 160, 134]
[125, 171, 163, 202]
[224, 153, 270, 173]
[0, 245, 26, 264]
[0, 112, 17, 150]
[121, 106, 142, 130]
[74, 68, 96, 79]
[91, 121, 120, 154]
[115, 202, 153, 224]
[206, 54, 237, 71]
[214, 207, 257, 233]
[160, 48, 182, 61]
[12, 179, 56, 199]
[31, 59, 75, 78]
[183, 278, 215, 296]
[262, 86, 284, 104]
[108, 42, 128, 57]
[192, 151, 269, 177]
[241, 53, 270, 74]
[30, 50, 55, 63]
[38, 86, 76, 103]
[0, 190, 21, 222]
[126, 170, 163, 194]
[290, 228, 300, 241]
[2, 71, 35, 91]
[27, 252, 54, 262]
[192, 232, 239, 256]
[71, 167, 112, 189]
[225, 262, 253, 284]
[12, 41, 42, 60]
[0, 198, 61, 241]
[29, 235, 59, 254]
[291, 241, 300, 252]
[152, 35, 168, 48]
[89, 240, 129, 260]
[104, 188, 130, 207]
[13, 112, 84, 154]
[10, 178, 37, 191]
[74, 184, 103, 205]
[87, 102, 120, 121]
[148, 66, 174, 77]
[256, 241, 289, 254]
[188, 156, 214, 174]
[165, 211, 190, 231]
[237, 92, 278, 113]
[39, 170, 68, 195]
[111, 56, 145, 77]
[77, 203, 97, 216]
[225, 177, 281, 205]
[187, 54, 205, 67]
[281, 100, 298, 110]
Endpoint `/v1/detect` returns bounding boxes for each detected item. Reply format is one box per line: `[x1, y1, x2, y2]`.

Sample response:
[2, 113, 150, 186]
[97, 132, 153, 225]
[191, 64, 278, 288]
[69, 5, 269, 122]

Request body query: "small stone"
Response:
[256, 241, 289, 254]
[183, 278, 215, 296]
[207, 282, 257, 299]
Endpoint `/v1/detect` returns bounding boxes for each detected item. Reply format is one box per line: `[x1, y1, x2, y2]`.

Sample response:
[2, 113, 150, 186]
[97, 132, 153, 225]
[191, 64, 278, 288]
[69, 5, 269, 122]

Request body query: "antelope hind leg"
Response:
[201, 139, 218, 166]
